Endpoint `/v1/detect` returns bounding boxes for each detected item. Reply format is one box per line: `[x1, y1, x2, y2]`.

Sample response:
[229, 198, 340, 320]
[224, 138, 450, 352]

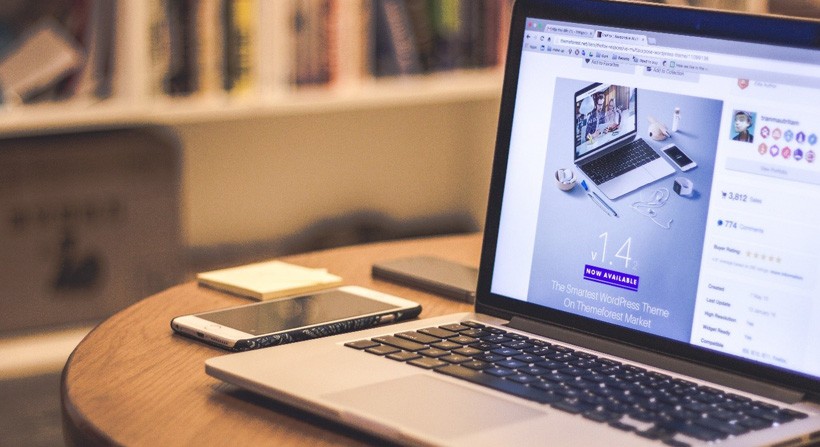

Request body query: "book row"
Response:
[0, 0, 511, 106]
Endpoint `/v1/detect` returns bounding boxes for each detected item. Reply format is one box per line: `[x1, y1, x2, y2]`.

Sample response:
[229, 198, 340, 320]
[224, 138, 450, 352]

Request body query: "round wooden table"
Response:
[61, 233, 480, 446]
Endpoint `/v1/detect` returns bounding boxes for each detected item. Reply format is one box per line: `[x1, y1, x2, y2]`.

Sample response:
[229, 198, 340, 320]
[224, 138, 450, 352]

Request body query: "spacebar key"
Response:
[435, 365, 555, 404]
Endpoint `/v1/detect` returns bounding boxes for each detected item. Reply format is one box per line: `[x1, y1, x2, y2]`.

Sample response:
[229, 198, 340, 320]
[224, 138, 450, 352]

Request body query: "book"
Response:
[372, 0, 421, 76]
[291, 0, 333, 86]
[195, 0, 224, 95]
[0, 19, 85, 104]
[165, 0, 198, 96]
[197, 260, 343, 301]
[222, 0, 256, 95]
[148, 0, 171, 96]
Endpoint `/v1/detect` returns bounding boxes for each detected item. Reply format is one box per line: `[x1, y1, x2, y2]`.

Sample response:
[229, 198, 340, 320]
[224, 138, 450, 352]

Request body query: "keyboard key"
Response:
[491, 347, 523, 357]
[365, 344, 400, 355]
[372, 336, 426, 352]
[408, 357, 448, 369]
[450, 335, 479, 345]
[439, 323, 470, 332]
[535, 360, 568, 371]
[441, 354, 470, 364]
[418, 348, 449, 358]
[482, 335, 513, 344]
[737, 416, 773, 430]
[475, 353, 506, 363]
[461, 329, 489, 338]
[552, 345, 575, 354]
[531, 381, 560, 393]
[513, 354, 540, 363]
[636, 426, 676, 441]
[461, 360, 489, 370]
[485, 367, 515, 377]
[583, 409, 621, 423]
[541, 372, 574, 384]
[609, 421, 637, 432]
[519, 366, 547, 376]
[431, 341, 462, 351]
[453, 347, 484, 357]
[566, 379, 596, 391]
[551, 398, 596, 414]
[497, 359, 527, 369]
[345, 340, 380, 350]
[662, 421, 728, 441]
[386, 351, 421, 362]
[473, 342, 500, 351]
[553, 387, 584, 399]
[503, 340, 533, 350]
[662, 439, 691, 447]
[418, 327, 458, 339]
[396, 331, 441, 344]
[507, 374, 539, 384]
[780, 408, 809, 420]
[525, 347, 553, 356]
[694, 417, 749, 436]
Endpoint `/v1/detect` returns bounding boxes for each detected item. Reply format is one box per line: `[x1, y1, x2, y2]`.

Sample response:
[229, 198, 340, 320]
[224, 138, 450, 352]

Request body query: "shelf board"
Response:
[0, 70, 503, 135]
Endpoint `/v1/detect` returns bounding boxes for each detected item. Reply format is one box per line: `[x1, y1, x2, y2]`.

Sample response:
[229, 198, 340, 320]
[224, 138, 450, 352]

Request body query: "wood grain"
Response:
[62, 234, 481, 446]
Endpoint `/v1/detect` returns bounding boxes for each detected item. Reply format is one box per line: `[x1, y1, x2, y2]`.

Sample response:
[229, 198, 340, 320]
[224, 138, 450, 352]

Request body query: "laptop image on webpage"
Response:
[206, 1, 820, 446]
[574, 82, 676, 200]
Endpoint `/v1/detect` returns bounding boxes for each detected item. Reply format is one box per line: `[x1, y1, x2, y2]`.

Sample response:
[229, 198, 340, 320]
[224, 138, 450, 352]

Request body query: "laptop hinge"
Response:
[507, 316, 806, 404]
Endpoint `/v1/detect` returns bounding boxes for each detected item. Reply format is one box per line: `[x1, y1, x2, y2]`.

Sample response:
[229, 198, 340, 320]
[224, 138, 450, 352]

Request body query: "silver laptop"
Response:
[207, 1, 820, 445]
[573, 82, 676, 199]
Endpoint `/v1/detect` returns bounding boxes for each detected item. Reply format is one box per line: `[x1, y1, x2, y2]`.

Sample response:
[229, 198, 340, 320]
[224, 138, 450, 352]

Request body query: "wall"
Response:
[175, 98, 501, 251]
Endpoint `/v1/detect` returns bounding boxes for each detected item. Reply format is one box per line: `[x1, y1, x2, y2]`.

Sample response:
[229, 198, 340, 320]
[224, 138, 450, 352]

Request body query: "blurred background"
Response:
[0, 1, 817, 445]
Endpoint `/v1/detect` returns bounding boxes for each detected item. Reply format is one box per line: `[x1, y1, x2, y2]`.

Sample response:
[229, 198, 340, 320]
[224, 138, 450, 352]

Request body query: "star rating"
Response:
[746, 251, 781, 263]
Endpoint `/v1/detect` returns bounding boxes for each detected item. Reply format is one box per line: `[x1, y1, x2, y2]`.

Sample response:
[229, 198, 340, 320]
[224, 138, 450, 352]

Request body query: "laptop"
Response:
[573, 82, 676, 199]
[206, 1, 820, 445]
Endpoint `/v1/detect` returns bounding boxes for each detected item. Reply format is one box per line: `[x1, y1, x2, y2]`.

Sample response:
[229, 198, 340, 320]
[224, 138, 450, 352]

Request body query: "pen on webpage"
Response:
[581, 180, 618, 217]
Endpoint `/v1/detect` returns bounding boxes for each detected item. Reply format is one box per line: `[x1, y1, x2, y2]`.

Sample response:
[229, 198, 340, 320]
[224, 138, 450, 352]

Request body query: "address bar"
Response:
[546, 34, 815, 75]
[555, 36, 702, 61]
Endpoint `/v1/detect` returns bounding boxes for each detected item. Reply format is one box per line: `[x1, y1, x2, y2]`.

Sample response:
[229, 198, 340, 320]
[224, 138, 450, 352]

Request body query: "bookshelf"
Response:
[0, 0, 508, 251]
[0, 69, 502, 135]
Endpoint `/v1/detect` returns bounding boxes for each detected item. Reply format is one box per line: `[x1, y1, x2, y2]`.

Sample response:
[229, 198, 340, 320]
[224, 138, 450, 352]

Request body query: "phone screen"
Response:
[663, 145, 693, 167]
[196, 290, 396, 335]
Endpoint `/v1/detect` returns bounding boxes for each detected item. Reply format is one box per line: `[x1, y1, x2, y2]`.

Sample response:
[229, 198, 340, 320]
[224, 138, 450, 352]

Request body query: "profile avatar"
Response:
[732, 110, 754, 143]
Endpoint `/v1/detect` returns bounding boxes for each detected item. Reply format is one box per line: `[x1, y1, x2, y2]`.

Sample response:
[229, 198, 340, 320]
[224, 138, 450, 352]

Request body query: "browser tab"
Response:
[546, 24, 595, 38]
[594, 30, 648, 45]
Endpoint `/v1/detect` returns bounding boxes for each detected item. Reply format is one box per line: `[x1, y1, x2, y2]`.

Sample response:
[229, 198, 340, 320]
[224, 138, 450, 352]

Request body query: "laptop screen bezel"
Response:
[477, 0, 820, 396]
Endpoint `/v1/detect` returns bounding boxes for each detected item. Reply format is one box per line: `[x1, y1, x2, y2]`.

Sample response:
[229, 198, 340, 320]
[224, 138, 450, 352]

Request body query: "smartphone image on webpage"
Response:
[171, 286, 421, 351]
[661, 143, 697, 171]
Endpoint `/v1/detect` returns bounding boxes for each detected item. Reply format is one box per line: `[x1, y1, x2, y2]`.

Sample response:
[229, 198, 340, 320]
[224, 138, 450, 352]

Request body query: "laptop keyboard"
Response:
[580, 138, 660, 184]
[345, 321, 808, 446]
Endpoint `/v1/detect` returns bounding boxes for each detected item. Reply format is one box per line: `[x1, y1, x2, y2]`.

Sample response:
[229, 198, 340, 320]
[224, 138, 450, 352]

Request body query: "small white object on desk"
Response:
[197, 260, 342, 301]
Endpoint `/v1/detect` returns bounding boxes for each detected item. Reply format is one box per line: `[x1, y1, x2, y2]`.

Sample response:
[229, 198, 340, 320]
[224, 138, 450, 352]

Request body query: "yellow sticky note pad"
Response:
[196, 260, 342, 300]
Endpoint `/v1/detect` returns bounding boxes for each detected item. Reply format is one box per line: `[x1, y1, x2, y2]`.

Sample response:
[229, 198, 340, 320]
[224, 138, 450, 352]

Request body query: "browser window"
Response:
[492, 18, 820, 378]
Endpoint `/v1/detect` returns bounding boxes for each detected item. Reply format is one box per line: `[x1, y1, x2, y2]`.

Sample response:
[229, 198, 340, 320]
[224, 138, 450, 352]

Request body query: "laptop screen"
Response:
[574, 82, 637, 160]
[484, 2, 820, 388]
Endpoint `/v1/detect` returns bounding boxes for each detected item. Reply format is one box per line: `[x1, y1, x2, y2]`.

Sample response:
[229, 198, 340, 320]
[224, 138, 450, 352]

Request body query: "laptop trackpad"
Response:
[324, 374, 543, 439]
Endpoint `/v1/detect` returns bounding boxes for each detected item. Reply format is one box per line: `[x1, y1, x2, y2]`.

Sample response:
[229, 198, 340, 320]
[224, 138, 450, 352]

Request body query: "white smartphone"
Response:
[661, 143, 697, 171]
[171, 286, 421, 351]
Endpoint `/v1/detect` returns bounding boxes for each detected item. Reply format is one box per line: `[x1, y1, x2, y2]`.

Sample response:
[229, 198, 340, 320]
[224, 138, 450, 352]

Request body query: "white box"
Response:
[0, 127, 183, 333]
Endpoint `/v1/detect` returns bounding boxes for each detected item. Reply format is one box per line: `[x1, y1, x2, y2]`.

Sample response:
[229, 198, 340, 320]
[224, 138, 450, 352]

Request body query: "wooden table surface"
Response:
[61, 233, 481, 446]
